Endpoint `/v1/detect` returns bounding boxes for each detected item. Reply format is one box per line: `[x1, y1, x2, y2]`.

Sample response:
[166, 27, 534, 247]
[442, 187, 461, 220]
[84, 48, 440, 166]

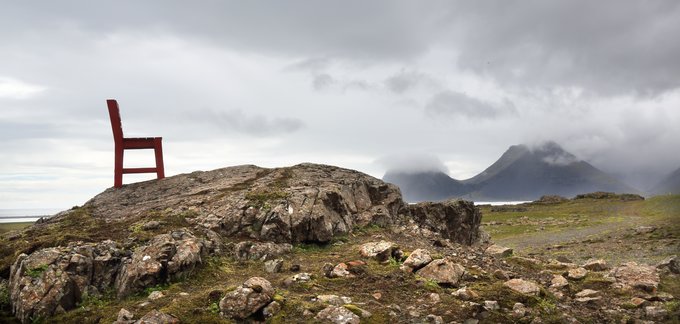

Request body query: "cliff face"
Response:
[3, 163, 482, 323]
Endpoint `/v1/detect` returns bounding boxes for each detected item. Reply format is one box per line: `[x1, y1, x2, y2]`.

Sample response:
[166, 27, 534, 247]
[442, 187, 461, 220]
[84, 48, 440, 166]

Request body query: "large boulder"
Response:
[8, 241, 124, 323]
[415, 258, 465, 286]
[404, 200, 482, 245]
[219, 277, 275, 320]
[115, 230, 208, 298]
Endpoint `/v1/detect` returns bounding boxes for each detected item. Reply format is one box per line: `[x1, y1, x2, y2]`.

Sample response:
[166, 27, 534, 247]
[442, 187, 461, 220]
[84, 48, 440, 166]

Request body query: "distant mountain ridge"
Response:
[651, 167, 680, 195]
[383, 142, 639, 202]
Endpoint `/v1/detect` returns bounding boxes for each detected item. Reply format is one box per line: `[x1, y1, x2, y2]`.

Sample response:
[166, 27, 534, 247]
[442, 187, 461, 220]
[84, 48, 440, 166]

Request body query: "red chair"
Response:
[107, 99, 165, 188]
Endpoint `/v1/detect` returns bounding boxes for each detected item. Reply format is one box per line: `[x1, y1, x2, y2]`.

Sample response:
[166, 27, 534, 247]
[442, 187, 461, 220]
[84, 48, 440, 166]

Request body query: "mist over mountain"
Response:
[383, 171, 468, 202]
[383, 142, 639, 202]
[651, 167, 680, 195]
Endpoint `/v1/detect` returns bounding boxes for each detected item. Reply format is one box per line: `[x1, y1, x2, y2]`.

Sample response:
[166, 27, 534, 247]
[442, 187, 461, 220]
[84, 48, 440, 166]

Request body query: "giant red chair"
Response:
[107, 99, 165, 188]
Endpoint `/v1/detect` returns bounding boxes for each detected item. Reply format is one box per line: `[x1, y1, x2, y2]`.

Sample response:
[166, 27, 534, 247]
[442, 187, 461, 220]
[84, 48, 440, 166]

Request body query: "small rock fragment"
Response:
[567, 267, 588, 280]
[483, 300, 500, 311]
[415, 258, 465, 286]
[264, 259, 283, 273]
[148, 291, 165, 301]
[486, 245, 513, 258]
[315, 305, 360, 324]
[135, 309, 180, 324]
[117, 308, 134, 321]
[550, 275, 568, 288]
[582, 259, 608, 271]
[575, 289, 599, 298]
[263, 301, 281, 318]
[512, 303, 526, 317]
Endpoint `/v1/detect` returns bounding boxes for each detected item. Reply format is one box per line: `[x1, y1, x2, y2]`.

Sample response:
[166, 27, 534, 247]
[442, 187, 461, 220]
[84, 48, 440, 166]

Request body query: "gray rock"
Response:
[486, 245, 513, 258]
[452, 287, 478, 301]
[608, 262, 660, 292]
[330, 263, 352, 278]
[234, 241, 292, 261]
[117, 308, 134, 322]
[142, 221, 161, 231]
[405, 200, 483, 245]
[645, 306, 668, 319]
[8, 241, 124, 323]
[582, 259, 608, 271]
[264, 259, 283, 273]
[115, 230, 208, 298]
[415, 258, 465, 286]
[656, 255, 679, 274]
[567, 267, 588, 280]
[134, 309, 180, 324]
[503, 279, 540, 296]
[425, 314, 444, 323]
[550, 275, 568, 288]
[359, 241, 400, 262]
[575, 289, 599, 298]
[148, 291, 164, 300]
[219, 277, 275, 320]
[316, 294, 347, 306]
[315, 305, 360, 324]
[262, 301, 281, 318]
[484, 300, 500, 311]
[401, 249, 432, 272]
[512, 303, 526, 317]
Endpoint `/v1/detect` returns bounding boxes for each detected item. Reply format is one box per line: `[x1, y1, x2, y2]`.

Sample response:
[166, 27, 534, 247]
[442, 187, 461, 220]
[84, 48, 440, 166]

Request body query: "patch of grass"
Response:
[0, 282, 9, 310]
[245, 190, 289, 209]
[26, 264, 49, 278]
[0, 222, 32, 235]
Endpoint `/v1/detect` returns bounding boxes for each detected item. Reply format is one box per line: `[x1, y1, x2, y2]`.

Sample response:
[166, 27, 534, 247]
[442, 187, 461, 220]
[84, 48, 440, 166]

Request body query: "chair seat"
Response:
[123, 137, 163, 149]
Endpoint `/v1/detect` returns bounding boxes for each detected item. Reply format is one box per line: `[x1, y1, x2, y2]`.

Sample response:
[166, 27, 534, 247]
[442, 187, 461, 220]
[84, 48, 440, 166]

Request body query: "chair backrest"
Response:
[106, 99, 124, 145]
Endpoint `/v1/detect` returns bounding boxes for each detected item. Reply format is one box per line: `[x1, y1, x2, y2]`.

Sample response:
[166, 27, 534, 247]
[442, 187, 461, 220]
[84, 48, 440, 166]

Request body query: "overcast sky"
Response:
[2, 1, 679, 209]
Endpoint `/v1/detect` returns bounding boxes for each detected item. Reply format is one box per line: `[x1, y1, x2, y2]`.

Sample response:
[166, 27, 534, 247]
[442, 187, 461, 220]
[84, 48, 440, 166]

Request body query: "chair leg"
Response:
[114, 146, 124, 188]
[154, 138, 165, 179]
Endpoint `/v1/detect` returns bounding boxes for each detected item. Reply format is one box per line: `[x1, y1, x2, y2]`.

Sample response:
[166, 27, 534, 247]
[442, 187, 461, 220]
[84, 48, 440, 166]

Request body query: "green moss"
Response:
[26, 264, 49, 278]
[343, 304, 363, 316]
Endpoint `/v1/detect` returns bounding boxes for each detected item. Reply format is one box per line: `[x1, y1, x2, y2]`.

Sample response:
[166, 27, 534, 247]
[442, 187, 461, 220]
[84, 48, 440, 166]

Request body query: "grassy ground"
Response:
[0, 222, 33, 235]
[1, 195, 678, 323]
[480, 194, 680, 265]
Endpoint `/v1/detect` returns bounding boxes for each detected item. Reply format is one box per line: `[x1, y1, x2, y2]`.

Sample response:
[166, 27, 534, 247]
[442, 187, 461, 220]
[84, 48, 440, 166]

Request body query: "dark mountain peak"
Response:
[528, 141, 579, 166]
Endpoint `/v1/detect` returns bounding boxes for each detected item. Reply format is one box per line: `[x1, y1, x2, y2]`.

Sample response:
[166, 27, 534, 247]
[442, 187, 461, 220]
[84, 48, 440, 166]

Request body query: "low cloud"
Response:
[376, 153, 448, 174]
[425, 90, 516, 119]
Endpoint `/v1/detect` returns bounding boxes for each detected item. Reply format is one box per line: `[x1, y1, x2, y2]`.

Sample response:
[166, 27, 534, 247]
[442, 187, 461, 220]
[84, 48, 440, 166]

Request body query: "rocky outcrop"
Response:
[404, 200, 482, 245]
[8, 241, 124, 323]
[5, 163, 484, 323]
[115, 229, 208, 298]
[77, 164, 481, 245]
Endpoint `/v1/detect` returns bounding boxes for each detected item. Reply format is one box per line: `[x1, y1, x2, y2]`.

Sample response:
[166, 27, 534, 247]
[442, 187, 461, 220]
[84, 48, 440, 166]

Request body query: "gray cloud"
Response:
[376, 153, 449, 174]
[425, 91, 517, 119]
[384, 70, 435, 94]
[1, 1, 679, 208]
[186, 109, 304, 137]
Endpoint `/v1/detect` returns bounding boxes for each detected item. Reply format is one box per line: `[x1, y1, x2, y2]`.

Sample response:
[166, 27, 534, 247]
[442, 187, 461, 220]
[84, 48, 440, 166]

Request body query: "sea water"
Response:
[0, 208, 61, 223]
